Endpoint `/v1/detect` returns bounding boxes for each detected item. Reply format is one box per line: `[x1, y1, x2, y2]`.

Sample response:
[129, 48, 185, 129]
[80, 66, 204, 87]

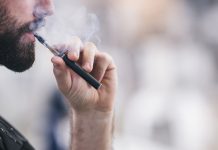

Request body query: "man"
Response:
[0, 0, 117, 150]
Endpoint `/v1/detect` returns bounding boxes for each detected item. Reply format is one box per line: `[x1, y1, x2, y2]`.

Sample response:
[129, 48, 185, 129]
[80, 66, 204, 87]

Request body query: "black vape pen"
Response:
[34, 33, 102, 90]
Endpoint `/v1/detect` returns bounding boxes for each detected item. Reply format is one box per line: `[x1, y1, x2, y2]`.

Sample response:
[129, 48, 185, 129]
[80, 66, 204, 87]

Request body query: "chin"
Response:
[4, 55, 35, 72]
[1, 41, 36, 73]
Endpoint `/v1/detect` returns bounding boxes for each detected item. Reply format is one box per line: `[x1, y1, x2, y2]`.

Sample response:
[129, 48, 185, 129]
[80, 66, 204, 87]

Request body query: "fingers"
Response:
[67, 37, 83, 61]
[81, 42, 97, 72]
[51, 37, 115, 88]
[51, 56, 72, 94]
[54, 37, 83, 61]
[91, 52, 115, 82]
[65, 40, 97, 72]
[55, 37, 97, 73]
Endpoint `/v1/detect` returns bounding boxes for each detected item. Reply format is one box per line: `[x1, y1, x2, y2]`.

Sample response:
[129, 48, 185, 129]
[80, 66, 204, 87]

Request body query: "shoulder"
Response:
[0, 116, 35, 150]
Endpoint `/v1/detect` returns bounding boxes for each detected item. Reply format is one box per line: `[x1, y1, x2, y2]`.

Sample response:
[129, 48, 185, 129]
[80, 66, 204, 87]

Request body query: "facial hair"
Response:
[0, 3, 35, 72]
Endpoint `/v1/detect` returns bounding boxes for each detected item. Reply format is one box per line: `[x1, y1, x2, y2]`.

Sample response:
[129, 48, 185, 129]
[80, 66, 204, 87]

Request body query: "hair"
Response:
[0, 1, 35, 72]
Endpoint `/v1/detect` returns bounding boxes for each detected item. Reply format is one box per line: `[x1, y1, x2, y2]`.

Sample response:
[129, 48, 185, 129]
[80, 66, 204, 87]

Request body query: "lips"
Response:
[25, 32, 35, 41]
[18, 18, 46, 44]
[20, 32, 35, 44]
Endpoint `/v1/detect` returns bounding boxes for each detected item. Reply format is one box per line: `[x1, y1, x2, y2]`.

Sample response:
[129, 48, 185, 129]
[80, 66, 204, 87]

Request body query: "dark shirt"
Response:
[0, 116, 34, 150]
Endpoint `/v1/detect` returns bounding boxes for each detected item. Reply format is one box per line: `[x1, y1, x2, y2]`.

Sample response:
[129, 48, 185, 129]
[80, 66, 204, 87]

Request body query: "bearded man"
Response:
[0, 0, 117, 150]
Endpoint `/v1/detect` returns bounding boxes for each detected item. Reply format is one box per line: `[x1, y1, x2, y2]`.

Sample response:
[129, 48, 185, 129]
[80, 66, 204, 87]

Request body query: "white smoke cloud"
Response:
[35, 0, 101, 46]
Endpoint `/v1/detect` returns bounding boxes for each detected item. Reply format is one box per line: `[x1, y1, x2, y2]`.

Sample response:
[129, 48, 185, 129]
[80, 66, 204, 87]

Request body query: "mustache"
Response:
[18, 18, 46, 35]
[19, 23, 32, 33]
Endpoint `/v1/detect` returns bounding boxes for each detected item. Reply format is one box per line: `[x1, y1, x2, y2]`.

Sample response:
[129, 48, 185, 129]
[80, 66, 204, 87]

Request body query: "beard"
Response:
[0, 3, 35, 72]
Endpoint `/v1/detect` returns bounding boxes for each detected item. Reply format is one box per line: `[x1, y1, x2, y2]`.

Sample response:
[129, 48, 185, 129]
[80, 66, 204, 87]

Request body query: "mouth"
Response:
[20, 32, 35, 44]
[19, 18, 46, 44]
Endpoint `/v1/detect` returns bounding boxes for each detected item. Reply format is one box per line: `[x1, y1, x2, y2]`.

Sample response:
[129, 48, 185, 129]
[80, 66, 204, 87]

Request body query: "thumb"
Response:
[51, 56, 72, 94]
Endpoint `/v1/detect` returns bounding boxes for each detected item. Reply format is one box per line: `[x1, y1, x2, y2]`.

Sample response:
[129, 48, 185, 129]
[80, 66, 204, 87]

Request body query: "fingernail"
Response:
[74, 51, 79, 58]
[68, 51, 78, 59]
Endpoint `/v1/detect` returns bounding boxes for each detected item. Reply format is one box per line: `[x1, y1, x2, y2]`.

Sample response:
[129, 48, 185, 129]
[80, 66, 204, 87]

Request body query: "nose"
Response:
[34, 0, 55, 18]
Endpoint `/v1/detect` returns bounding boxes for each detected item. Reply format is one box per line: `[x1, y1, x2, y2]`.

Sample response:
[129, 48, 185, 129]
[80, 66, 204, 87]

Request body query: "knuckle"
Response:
[99, 52, 113, 62]
[84, 42, 97, 51]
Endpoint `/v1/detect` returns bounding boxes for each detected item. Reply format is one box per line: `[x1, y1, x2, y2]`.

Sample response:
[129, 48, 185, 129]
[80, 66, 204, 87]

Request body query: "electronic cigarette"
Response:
[34, 33, 102, 90]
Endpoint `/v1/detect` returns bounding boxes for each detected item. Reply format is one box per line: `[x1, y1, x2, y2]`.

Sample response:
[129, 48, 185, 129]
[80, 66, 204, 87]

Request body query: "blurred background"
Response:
[1, 0, 218, 149]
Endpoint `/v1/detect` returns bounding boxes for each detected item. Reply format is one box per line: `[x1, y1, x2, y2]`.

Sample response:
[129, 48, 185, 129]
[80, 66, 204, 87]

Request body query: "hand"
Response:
[51, 37, 117, 113]
[51, 37, 116, 150]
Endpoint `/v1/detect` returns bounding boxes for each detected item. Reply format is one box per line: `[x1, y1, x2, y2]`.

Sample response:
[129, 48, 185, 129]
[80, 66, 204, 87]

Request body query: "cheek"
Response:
[7, 0, 35, 24]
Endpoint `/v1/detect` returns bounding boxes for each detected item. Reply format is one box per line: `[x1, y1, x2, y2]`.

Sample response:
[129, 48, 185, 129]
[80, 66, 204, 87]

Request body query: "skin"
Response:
[0, 0, 117, 150]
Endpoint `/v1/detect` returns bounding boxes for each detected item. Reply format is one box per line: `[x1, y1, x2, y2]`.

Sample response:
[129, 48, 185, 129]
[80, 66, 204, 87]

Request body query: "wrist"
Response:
[68, 96, 115, 113]
[71, 108, 114, 125]
[70, 109, 114, 150]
